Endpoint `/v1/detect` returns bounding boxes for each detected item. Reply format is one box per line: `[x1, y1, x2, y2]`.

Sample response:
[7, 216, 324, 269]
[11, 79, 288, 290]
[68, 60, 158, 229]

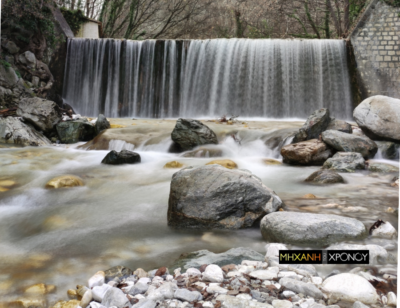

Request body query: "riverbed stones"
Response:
[281, 139, 334, 165]
[92, 284, 112, 302]
[202, 264, 224, 283]
[101, 150, 141, 165]
[101, 287, 129, 308]
[0, 117, 51, 146]
[279, 278, 324, 300]
[56, 119, 95, 144]
[370, 221, 398, 239]
[104, 265, 133, 282]
[45, 175, 84, 189]
[367, 162, 399, 173]
[16, 98, 61, 133]
[304, 170, 344, 184]
[260, 212, 367, 246]
[292, 108, 331, 143]
[206, 159, 238, 169]
[95, 114, 111, 135]
[326, 119, 352, 134]
[353, 95, 400, 142]
[321, 130, 377, 158]
[171, 118, 218, 151]
[322, 152, 365, 172]
[322, 273, 379, 304]
[88, 271, 105, 288]
[174, 288, 202, 301]
[168, 165, 283, 229]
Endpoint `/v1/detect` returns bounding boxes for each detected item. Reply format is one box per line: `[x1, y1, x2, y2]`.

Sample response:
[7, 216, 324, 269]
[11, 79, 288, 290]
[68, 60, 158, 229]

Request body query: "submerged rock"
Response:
[16, 97, 61, 133]
[321, 130, 377, 158]
[322, 152, 365, 172]
[281, 139, 334, 165]
[101, 150, 141, 165]
[56, 119, 95, 144]
[168, 165, 283, 229]
[45, 175, 84, 189]
[95, 114, 110, 135]
[375, 141, 400, 160]
[181, 147, 223, 157]
[0, 117, 51, 146]
[304, 169, 344, 184]
[353, 95, 400, 142]
[104, 265, 133, 282]
[263, 159, 282, 165]
[171, 118, 218, 151]
[163, 161, 184, 169]
[367, 162, 399, 173]
[292, 108, 331, 143]
[326, 119, 353, 134]
[206, 159, 238, 169]
[260, 212, 367, 246]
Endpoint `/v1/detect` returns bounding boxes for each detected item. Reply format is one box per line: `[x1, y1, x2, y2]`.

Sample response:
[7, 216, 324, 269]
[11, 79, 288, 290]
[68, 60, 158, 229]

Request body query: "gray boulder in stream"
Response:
[95, 114, 110, 135]
[56, 119, 95, 143]
[321, 130, 378, 158]
[322, 152, 366, 172]
[168, 165, 283, 229]
[260, 212, 367, 246]
[304, 169, 344, 184]
[292, 108, 331, 143]
[171, 118, 218, 151]
[353, 95, 400, 142]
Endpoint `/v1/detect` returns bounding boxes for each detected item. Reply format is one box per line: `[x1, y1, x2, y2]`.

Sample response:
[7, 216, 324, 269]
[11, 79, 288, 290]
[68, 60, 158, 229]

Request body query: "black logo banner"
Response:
[279, 250, 369, 264]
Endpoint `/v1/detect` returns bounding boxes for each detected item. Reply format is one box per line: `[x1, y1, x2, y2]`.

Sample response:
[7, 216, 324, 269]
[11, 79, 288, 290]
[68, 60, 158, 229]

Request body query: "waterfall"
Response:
[63, 38, 353, 119]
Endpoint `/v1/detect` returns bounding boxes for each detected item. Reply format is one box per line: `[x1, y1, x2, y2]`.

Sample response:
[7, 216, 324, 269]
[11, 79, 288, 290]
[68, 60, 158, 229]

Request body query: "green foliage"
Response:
[15, 71, 22, 78]
[2, 0, 57, 48]
[0, 60, 12, 69]
[60, 7, 87, 35]
[248, 20, 274, 39]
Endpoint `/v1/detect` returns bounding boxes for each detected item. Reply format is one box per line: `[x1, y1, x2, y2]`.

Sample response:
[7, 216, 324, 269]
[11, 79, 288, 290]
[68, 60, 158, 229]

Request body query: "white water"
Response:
[63, 39, 352, 119]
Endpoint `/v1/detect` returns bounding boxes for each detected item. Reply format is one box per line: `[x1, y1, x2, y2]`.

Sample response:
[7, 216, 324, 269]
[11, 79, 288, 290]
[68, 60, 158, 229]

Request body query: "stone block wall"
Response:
[350, 0, 400, 100]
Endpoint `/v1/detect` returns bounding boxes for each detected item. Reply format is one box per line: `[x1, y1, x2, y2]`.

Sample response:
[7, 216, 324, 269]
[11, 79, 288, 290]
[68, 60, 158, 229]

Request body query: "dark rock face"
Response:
[104, 265, 133, 283]
[171, 119, 218, 151]
[168, 165, 282, 229]
[292, 108, 331, 143]
[305, 169, 344, 184]
[322, 152, 366, 173]
[353, 95, 400, 142]
[326, 119, 353, 134]
[101, 150, 141, 165]
[375, 141, 400, 160]
[95, 114, 110, 135]
[56, 120, 95, 143]
[281, 139, 334, 165]
[321, 130, 378, 158]
[16, 97, 61, 133]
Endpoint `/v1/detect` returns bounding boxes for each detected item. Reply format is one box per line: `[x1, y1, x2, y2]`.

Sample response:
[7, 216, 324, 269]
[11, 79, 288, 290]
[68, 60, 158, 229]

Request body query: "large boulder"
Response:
[281, 139, 334, 165]
[326, 119, 353, 134]
[322, 273, 379, 304]
[101, 150, 141, 165]
[322, 152, 365, 173]
[168, 165, 283, 229]
[292, 108, 331, 143]
[16, 98, 61, 133]
[260, 212, 367, 246]
[304, 169, 344, 184]
[95, 114, 110, 135]
[321, 130, 377, 158]
[375, 141, 400, 160]
[353, 95, 400, 142]
[171, 118, 218, 151]
[0, 65, 19, 88]
[0, 117, 51, 146]
[56, 119, 95, 143]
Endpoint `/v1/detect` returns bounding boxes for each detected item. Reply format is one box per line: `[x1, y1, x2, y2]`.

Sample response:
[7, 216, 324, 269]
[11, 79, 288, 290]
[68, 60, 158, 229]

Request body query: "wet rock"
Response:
[76, 285, 89, 297]
[3, 40, 20, 54]
[321, 130, 377, 158]
[95, 114, 110, 135]
[24, 283, 56, 295]
[367, 162, 399, 173]
[281, 139, 334, 165]
[302, 193, 317, 198]
[56, 120, 95, 144]
[353, 95, 400, 142]
[322, 273, 379, 304]
[174, 288, 202, 302]
[92, 284, 112, 302]
[104, 265, 133, 282]
[101, 150, 141, 165]
[80, 289, 92, 308]
[171, 118, 218, 151]
[0, 117, 51, 146]
[16, 98, 61, 134]
[171, 247, 264, 270]
[164, 161, 184, 168]
[202, 264, 224, 283]
[322, 152, 365, 172]
[88, 271, 105, 288]
[370, 221, 398, 239]
[260, 212, 367, 246]
[181, 146, 223, 158]
[0, 64, 19, 88]
[67, 289, 78, 300]
[279, 278, 324, 299]
[45, 175, 84, 189]
[375, 141, 400, 160]
[292, 108, 331, 143]
[168, 165, 282, 229]
[134, 268, 148, 278]
[206, 159, 238, 169]
[101, 287, 129, 308]
[326, 119, 352, 134]
[262, 159, 282, 165]
[304, 169, 344, 184]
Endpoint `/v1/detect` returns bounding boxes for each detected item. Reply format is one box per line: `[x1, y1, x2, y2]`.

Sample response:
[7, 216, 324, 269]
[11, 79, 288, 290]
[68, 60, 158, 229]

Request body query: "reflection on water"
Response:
[0, 119, 398, 302]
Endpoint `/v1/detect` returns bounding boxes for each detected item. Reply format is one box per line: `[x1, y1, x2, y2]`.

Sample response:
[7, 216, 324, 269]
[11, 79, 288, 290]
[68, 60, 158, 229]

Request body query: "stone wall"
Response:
[77, 21, 100, 39]
[350, 0, 400, 100]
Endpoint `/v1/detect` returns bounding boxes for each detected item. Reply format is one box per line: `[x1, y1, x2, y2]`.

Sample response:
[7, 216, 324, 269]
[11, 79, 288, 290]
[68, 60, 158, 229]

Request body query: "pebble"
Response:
[88, 271, 105, 288]
[134, 268, 148, 278]
[174, 288, 202, 302]
[371, 221, 398, 239]
[206, 284, 229, 294]
[101, 288, 129, 308]
[186, 268, 201, 277]
[80, 289, 93, 308]
[92, 284, 112, 302]
[250, 269, 278, 280]
[67, 289, 78, 300]
[272, 299, 293, 308]
[387, 292, 397, 306]
[202, 264, 224, 283]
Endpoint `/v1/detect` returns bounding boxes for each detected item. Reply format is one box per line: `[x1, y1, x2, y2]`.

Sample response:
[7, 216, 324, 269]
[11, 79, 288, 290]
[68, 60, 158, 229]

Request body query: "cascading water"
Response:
[63, 38, 352, 119]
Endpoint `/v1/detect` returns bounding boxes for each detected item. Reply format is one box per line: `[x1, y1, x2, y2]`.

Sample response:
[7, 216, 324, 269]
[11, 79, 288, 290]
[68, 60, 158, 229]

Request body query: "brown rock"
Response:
[155, 267, 167, 277]
[164, 161, 184, 169]
[67, 289, 78, 300]
[45, 175, 84, 189]
[199, 264, 208, 273]
[227, 290, 239, 295]
[302, 193, 317, 199]
[206, 159, 238, 169]
[239, 286, 251, 293]
[281, 139, 334, 165]
[221, 264, 236, 273]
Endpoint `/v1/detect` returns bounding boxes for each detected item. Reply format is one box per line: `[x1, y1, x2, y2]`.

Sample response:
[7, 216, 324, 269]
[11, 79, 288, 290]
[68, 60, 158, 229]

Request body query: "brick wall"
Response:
[350, 0, 400, 100]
